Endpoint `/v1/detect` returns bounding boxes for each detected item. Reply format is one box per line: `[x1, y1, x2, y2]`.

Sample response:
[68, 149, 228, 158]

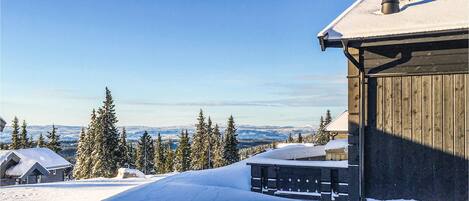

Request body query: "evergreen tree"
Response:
[117, 127, 130, 168]
[175, 130, 191, 172]
[136, 131, 154, 174]
[47, 125, 61, 153]
[73, 128, 88, 179]
[222, 115, 239, 165]
[37, 133, 45, 148]
[190, 109, 208, 170]
[298, 133, 303, 143]
[205, 117, 213, 168]
[127, 143, 136, 168]
[164, 141, 174, 173]
[325, 110, 332, 125]
[315, 116, 329, 145]
[20, 120, 29, 148]
[10, 117, 20, 149]
[212, 124, 225, 168]
[91, 87, 120, 178]
[153, 133, 165, 173]
[84, 110, 98, 178]
[287, 133, 294, 143]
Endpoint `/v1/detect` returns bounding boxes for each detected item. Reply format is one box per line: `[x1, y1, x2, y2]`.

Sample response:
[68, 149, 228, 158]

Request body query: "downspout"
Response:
[342, 40, 366, 201]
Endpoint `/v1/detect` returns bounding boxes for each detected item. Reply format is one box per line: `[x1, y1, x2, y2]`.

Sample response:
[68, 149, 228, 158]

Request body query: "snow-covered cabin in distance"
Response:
[324, 110, 348, 140]
[318, 0, 468, 200]
[0, 148, 72, 186]
[324, 111, 349, 161]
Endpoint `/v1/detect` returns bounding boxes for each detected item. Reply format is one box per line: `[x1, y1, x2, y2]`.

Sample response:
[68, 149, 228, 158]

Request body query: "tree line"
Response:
[73, 88, 240, 179]
[0, 117, 61, 152]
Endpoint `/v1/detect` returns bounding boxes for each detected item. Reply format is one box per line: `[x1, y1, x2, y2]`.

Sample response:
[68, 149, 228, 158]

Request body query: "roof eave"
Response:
[319, 28, 469, 51]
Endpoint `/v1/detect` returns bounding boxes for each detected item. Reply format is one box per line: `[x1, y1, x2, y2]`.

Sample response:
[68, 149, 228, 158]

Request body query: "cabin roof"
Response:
[13, 148, 72, 170]
[318, 0, 469, 49]
[325, 111, 348, 132]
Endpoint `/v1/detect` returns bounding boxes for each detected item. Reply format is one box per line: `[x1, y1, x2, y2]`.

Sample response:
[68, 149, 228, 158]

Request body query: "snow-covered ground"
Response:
[0, 175, 170, 201]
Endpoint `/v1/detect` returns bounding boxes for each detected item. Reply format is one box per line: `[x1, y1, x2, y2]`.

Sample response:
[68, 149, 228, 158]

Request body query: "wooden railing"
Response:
[247, 162, 348, 201]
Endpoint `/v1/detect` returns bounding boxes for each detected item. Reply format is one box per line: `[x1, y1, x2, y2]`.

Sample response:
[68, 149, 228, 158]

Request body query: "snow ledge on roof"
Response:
[318, 0, 469, 41]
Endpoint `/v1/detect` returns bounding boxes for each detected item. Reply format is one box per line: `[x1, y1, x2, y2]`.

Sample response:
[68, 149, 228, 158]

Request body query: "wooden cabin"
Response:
[324, 111, 349, 161]
[0, 148, 72, 186]
[318, 0, 468, 201]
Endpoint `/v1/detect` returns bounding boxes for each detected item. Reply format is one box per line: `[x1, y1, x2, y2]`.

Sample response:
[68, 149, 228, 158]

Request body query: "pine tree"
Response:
[84, 109, 97, 178]
[136, 131, 154, 174]
[37, 133, 45, 148]
[47, 125, 61, 153]
[298, 133, 303, 143]
[212, 124, 225, 168]
[153, 133, 166, 173]
[222, 115, 239, 165]
[91, 87, 120, 178]
[20, 120, 29, 148]
[205, 117, 213, 168]
[28, 135, 34, 147]
[73, 128, 88, 179]
[315, 116, 329, 145]
[127, 143, 136, 168]
[325, 110, 332, 125]
[175, 130, 191, 172]
[10, 117, 20, 149]
[287, 133, 294, 143]
[117, 127, 130, 168]
[190, 109, 208, 170]
[164, 141, 174, 173]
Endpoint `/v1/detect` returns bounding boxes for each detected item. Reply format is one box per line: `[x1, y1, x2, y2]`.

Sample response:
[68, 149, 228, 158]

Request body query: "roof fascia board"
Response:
[322, 29, 468, 50]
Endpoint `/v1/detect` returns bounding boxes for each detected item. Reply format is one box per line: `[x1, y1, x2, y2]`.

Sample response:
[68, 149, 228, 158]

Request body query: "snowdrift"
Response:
[106, 144, 341, 201]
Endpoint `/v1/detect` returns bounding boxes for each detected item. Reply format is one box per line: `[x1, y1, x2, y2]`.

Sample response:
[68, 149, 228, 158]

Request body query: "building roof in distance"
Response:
[318, 0, 469, 43]
[13, 148, 72, 170]
[325, 111, 348, 132]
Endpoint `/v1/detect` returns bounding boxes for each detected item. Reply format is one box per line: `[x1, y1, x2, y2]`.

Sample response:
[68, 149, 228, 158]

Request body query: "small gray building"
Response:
[0, 148, 72, 186]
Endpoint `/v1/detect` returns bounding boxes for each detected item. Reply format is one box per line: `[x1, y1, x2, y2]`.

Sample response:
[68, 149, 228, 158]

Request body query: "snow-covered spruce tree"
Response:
[136, 131, 154, 174]
[298, 133, 303, 143]
[73, 128, 88, 179]
[287, 133, 294, 143]
[205, 117, 213, 168]
[190, 109, 208, 170]
[164, 141, 174, 173]
[222, 115, 239, 165]
[20, 120, 29, 148]
[117, 127, 130, 168]
[47, 125, 61, 153]
[314, 116, 329, 145]
[128, 143, 136, 168]
[325, 110, 332, 125]
[91, 87, 120, 178]
[175, 130, 191, 172]
[212, 124, 225, 168]
[37, 133, 45, 148]
[153, 133, 166, 173]
[10, 117, 20, 149]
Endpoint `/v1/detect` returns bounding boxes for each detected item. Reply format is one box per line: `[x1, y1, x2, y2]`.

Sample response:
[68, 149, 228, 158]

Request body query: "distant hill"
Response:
[0, 125, 315, 143]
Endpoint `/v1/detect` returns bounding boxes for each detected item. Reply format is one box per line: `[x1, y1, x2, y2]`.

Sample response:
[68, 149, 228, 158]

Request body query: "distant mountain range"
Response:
[0, 125, 315, 143]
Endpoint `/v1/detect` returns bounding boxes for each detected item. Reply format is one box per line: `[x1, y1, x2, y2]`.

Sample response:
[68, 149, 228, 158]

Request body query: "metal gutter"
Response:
[341, 40, 366, 201]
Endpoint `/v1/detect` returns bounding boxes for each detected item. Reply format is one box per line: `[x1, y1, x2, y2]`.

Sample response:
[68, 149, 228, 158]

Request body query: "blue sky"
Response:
[1, 0, 353, 127]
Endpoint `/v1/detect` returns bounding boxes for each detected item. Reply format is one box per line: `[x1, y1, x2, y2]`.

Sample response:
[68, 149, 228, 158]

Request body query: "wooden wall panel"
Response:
[364, 73, 468, 201]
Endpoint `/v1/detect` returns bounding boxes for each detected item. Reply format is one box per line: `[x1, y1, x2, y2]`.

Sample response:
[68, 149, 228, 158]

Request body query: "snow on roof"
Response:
[325, 110, 348, 132]
[13, 148, 71, 170]
[5, 159, 49, 178]
[325, 139, 349, 151]
[318, 0, 469, 42]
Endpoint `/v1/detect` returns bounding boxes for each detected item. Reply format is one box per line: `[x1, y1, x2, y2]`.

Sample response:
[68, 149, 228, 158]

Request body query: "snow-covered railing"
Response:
[246, 144, 348, 201]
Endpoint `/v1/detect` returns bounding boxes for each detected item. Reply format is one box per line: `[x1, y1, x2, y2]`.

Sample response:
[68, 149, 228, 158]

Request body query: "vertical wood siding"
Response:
[364, 74, 468, 201]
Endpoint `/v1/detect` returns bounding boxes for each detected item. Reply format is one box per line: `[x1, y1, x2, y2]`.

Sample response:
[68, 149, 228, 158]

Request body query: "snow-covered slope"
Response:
[107, 144, 344, 201]
[0, 175, 169, 201]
